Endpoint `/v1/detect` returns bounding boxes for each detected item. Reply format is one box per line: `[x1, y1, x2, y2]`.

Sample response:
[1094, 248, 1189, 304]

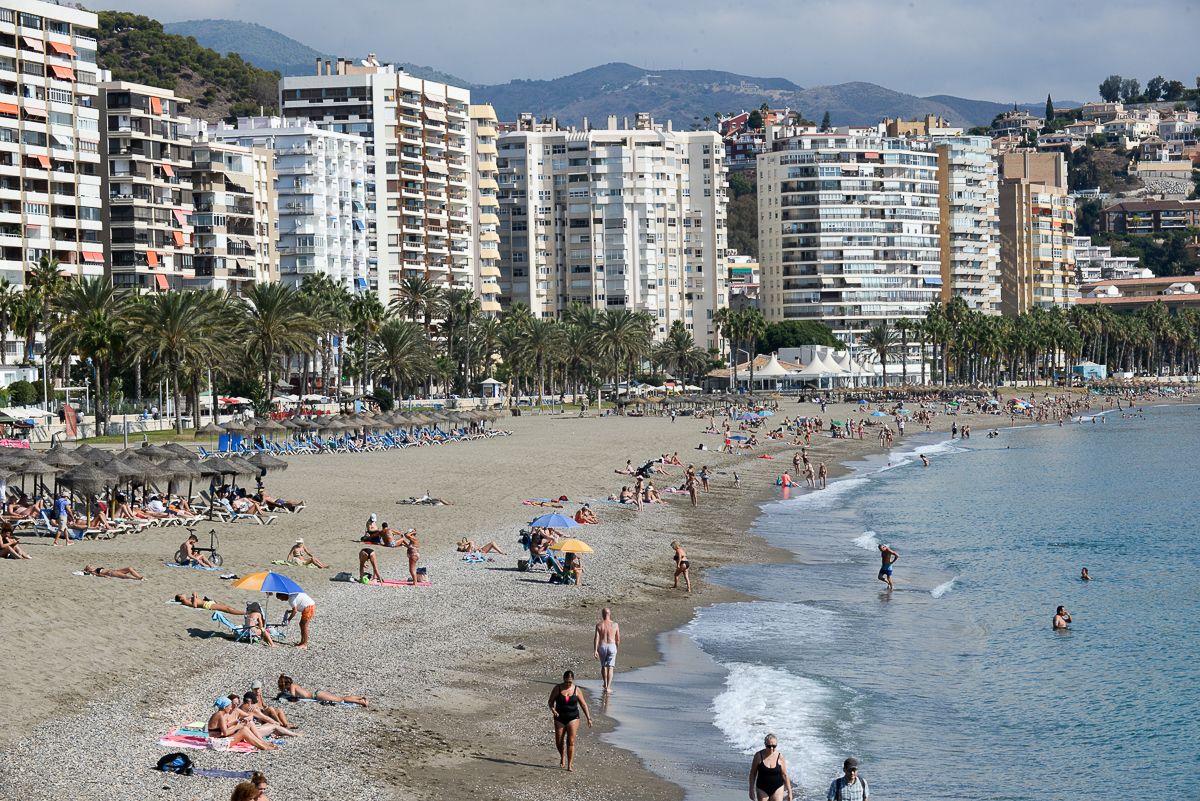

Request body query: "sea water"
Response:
[600, 406, 1200, 800]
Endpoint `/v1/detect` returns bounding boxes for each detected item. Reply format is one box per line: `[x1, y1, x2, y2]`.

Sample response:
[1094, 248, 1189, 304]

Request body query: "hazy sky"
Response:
[91, 0, 1197, 101]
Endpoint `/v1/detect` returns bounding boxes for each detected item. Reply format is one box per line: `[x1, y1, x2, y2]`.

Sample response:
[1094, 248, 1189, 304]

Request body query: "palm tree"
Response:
[25, 256, 66, 388]
[741, 308, 767, 392]
[390, 274, 444, 344]
[592, 309, 650, 395]
[242, 283, 318, 400]
[347, 292, 385, 396]
[124, 292, 227, 432]
[894, 317, 914, 385]
[864, 322, 896, 387]
[520, 317, 563, 407]
[0, 278, 15, 366]
[442, 288, 480, 394]
[49, 277, 131, 427]
[370, 318, 429, 396]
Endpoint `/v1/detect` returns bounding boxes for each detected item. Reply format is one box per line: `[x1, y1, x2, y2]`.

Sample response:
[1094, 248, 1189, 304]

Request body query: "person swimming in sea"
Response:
[1053, 606, 1072, 629]
[1080, 567, 1091, 582]
[920, 454, 929, 467]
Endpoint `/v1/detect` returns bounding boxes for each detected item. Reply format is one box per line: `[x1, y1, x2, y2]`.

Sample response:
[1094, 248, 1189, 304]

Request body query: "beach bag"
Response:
[155, 752, 193, 775]
[331, 571, 354, 582]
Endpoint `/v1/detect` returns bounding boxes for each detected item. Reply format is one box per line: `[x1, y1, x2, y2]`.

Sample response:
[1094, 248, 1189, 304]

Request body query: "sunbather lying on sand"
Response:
[82, 564, 143, 580]
[523, 499, 564, 508]
[257, 489, 304, 512]
[397, 493, 451, 506]
[456, 538, 506, 555]
[277, 674, 368, 707]
[174, 593, 244, 614]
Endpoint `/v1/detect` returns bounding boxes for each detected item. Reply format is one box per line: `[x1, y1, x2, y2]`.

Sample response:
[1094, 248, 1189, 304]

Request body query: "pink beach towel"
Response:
[158, 730, 256, 753]
[376, 579, 433, 587]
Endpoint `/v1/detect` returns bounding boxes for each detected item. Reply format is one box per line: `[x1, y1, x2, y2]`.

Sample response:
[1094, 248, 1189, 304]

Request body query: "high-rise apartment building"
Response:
[756, 127, 942, 344]
[935, 136, 1001, 313]
[0, 0, 102, 299]
[185, 135, 277, 292]
[205, 117, 369, 292]
[99, 81, 193, 291]
[470, 104, 501, 314]
[496, 113, 728, 346]
[279, 56, 474, 303]
[997, 151, 1076, 315]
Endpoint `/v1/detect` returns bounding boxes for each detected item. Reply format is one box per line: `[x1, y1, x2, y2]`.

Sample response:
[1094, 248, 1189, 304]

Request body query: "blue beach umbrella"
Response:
[757, 410, 774, 417]
[730, 435, 748, 441]
[858, 399, 869, 405]
[529, 512, 579, 529]
[870, 410, 888, 417]
[738, 412, 758, 420]
[233, 570, 305, 595]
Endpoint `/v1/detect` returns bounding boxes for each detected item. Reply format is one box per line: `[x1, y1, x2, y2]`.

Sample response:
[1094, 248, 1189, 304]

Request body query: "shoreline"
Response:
[0, 390, 1182, 801]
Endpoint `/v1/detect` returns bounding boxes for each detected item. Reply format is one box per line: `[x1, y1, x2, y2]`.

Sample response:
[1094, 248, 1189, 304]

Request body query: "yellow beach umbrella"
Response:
[549, 538, 594, 554]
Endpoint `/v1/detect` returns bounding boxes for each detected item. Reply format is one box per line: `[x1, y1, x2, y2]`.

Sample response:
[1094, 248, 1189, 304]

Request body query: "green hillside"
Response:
[96, 12, 279, 121]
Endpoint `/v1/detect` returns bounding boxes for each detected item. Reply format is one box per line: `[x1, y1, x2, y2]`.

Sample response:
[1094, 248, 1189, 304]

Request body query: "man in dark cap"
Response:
[827, 757, 868, 801]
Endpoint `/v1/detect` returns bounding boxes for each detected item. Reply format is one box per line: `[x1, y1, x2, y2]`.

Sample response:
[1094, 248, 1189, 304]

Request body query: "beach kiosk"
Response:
[480, 377, 504, 402]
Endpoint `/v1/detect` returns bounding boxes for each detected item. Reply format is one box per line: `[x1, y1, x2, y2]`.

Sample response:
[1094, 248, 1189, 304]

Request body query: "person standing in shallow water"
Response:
[748, 733, 793, 801]
[548, 670, 592, 771]
[877, 543, 898, 590]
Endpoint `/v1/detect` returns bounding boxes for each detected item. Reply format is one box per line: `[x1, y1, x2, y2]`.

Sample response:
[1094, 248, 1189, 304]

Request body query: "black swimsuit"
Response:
[554, 687, 580, 724]
[756, 753, 785, 794]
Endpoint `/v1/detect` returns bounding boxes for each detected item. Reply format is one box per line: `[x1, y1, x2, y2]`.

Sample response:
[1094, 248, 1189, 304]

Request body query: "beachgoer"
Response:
[249, 771, 270, 801]
[818, 463, 828, 489]
[920, 454, 929, 467]
[748, 733, 793, 801]
[1053, 606, 1072, 629]
[230, 780, 262, 801]
[206, 697, 275, 752]
[700, 465, 711, 493]
[365, 513, 380, 535]
[276, 591, 315, 649]
[175, 593, 243, 614]
[82, 564, 144, 580]
[286, 539, 328, 569]
[247, 681, 291, 730]
[407, 541, 422, 584]
[1080, 567, 1091, 582]
[53, 490, 72, 546]
[827, 757, 868, 800]
[548, 670, 593, 771]
[877, 544, 898, 590]
[564, 551, 583, 585]
[684, 466, 698, 508]
[574, 504, 598, 525]
[0, 523, 30, 559]
[178, 533, 214, 567]
[671, 540, 692, 593]
[457, 537, 506, 555]
[227, 693, 299, 739]
[243, 602, 274, 646]
[276, 674, 368, 707]
[359, 547, 383, 583]
[594, 608, 620, 694]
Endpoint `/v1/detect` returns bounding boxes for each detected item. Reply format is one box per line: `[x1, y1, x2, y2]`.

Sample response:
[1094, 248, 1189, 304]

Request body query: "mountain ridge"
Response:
[158, 19, 1066, 128]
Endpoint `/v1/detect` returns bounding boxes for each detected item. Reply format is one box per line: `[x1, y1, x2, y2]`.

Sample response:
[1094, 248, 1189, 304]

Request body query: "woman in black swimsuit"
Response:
[747, 733, 792, 801]
[671, 541, 691, 592]
[547, 670, 592, 771]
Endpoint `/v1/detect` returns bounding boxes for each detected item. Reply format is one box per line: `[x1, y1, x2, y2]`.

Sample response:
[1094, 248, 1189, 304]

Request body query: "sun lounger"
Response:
[210, 611, 287, 643]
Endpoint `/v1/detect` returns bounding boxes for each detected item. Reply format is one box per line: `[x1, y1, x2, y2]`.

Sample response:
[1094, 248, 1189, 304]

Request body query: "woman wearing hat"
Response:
[286, 539, 328, 568]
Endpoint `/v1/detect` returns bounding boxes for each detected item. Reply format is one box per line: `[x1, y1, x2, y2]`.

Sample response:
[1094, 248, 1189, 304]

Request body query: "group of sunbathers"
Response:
[176, 594, 279, 644]
[359, 515, 422, 584]
[204, 675, 367, 752]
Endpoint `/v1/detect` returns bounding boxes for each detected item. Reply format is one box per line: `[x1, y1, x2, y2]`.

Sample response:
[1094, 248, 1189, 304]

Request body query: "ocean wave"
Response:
[930, 577, 958, 598]
[775, 476, 871, 510]
[852, 530, 880, 551]
[711, 662, 839, 791]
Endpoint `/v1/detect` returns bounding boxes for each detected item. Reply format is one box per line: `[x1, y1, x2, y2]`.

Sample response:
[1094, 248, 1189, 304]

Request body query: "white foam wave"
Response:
[777, 476, 871, 510]
[852, 531, 880, 551]
[930, 577, 958, 598]
[711, 662, 838, 791]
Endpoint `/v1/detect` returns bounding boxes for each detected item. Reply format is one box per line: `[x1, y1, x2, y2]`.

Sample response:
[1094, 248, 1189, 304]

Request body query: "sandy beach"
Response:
[0, 394, 1094, 800]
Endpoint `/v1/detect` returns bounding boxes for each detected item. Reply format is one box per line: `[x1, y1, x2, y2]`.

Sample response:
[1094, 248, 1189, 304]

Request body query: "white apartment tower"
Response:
[185, 135, 277, 292]
[99, 81, 193, 291]
[757, 127, 943, 344]
[0, 0, 102, 305]
[496, 113, 728, 346]
[933, 136, 1001, 313]
[206, 117, 369, 292]
[470, 104, 501, 314]
[279, 56, 474, 303]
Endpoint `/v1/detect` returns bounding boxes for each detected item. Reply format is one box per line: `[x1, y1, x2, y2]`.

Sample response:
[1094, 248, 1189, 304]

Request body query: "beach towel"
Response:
[287, 697, 360, 708]
[757, 454, 775, 459]
[271, 560, 320, 569]
[165, 562, 223, 571]
[461, 553, 488, 563]
[376, 579, 433, 587]
[158, 727, 256, 753]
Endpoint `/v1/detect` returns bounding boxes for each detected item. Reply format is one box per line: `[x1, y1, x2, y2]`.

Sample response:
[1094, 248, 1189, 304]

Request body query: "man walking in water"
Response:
[877, 544, 899, 590]
[593, 608, 620, 694]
